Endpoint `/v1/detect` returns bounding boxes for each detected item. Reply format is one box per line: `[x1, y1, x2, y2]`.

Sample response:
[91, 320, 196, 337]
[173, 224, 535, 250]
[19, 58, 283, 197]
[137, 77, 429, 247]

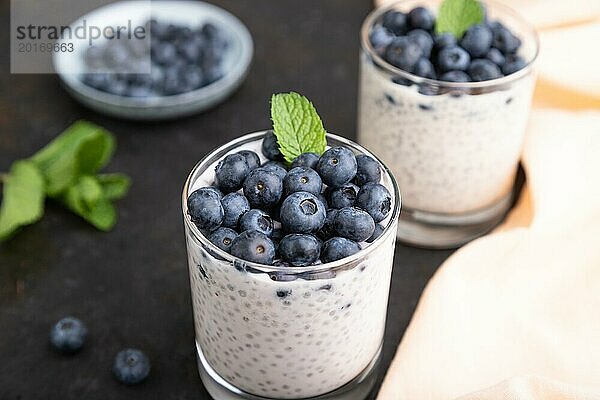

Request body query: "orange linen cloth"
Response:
[373, 1, 600, 399]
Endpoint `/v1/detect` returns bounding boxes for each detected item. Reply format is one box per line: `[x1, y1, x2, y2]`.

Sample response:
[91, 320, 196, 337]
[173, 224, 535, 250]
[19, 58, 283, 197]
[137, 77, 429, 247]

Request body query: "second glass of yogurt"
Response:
[182, 132, 400, 400]
[358, 0, 539, 248]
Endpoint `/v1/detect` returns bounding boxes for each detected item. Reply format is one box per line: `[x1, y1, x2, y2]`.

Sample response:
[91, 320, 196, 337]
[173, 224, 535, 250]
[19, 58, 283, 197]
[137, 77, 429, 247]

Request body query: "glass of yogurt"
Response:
[182, 131, 400, 400]
[358, 0, 539, 248]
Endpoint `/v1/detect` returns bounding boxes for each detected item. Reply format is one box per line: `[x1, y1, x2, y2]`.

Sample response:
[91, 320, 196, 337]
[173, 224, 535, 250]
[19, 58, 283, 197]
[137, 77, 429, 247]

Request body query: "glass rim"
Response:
[360, 0, 540, 89]
[181, 131, 401, 274]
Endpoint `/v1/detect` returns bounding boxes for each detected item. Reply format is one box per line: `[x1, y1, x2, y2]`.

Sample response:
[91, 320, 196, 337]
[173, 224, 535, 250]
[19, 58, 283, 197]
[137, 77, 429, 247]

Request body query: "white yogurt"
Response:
[358, 54, 535, 214]
[184, 138, 398, 398]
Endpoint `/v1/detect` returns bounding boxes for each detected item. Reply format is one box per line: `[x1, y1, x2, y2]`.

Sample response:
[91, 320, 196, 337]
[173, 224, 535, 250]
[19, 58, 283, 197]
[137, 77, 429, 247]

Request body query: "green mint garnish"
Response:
[435, 0, 485, 38]
[0, 160, 45, 240]
[270, 92, 327, 164]
[0, 120, 130, 241]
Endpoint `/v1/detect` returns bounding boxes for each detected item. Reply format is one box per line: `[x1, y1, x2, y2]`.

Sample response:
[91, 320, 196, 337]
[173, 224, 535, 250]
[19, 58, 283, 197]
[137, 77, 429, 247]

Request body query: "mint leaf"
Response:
[435, 0, 484, 38]
[77, 175, 103, 208]
[270, 92, 327, 164]
[31, 120, 115, 196]
[59, 176, 117, 231]
[97, 173, 130, 200]
[0, 160, 46, 240]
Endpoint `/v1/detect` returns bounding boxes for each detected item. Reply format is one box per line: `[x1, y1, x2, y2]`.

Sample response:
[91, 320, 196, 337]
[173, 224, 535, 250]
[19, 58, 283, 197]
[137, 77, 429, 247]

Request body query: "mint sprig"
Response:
[0, 121, 130, 241]
[270, 92, 327, 164]
[435, 0, 485, 38]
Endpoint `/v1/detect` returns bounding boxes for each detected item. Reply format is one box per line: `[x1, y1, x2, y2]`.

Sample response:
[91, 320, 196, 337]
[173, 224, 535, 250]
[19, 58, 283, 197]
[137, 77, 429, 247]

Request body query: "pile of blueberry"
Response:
[49, 316, 150, 385]
[369, 6, 525, 83]
[81, 19, 229, 97]
[187, 131, 393, 267]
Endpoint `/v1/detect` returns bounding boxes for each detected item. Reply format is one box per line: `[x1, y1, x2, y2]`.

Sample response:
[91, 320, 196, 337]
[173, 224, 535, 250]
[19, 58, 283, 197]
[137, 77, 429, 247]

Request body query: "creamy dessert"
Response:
[182, 93, 400, 399]
[359, 55, 535, 213]
[357, 0, 538, 246]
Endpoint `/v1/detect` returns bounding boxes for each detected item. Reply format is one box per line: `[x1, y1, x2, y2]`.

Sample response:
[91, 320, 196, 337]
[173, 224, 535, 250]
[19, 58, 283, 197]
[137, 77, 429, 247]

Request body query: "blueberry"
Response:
[283, 167, 323, 197]
[261, 130, 283, 161]
[468, 58, 503, 81]
[261, 161, 287, 179]
[439, 70, 471, 82]
[291, 152, 320, 170]
[367, 223, 385, 243]
[382, 10, 408, 36]
[354, 154, 381, 186]
[407, 7, 434, 31]
[84, 45, 104, 68]
[230, 230, 276, 265]
[187, 187, 224, 231]
[434, 33, 457, 50]
[148, 19, 168, 40]
[151, 41, 177, 65]
[334, 207, 375, 242]
[491, 23, 521, 53]
[204, 186, 224, 199]
[221, 193, 250, 228]
[178, 36, 204, 62]
[328, 183, 359, 209]
[437, 45, 470, 72]
[502, 55, 526, 75]
[369, 25, 394, 56]
[407, 29, 434, 58]
[82, 73, 110, 91]
[413, 58, 436, 79]
[239, 209, 274, 236]
[321, 237, 361, 263]
[385, 37, 422, 72]
[486, 48, 506, 66]
[243, 168, 283, 208]
[237, 150, 261, 170]
[355, 182, 392, 223]
[208, 227, 238, 252]
[280, 192, 326, 234]
[317, 208, 338, 240]
[105, 79, 128, 96]
[113, 349, 151, 385]
[316, 147, 357, 188]
[126, 85, 153, 98]
[104, 44, 129, 68]
[278, 234, 321, 267]
[460, 24, 493, 58]
[182, 67, 204, 91]
[49, 317, 87, 353]
[215, 153, 251, 192]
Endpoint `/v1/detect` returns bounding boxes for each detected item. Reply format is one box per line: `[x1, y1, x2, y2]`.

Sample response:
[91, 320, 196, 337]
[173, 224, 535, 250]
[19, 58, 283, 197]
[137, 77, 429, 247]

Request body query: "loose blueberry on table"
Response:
[81, 19, 229, 97]
[370, 0, 526, 84]
[49, 316, 87, 353]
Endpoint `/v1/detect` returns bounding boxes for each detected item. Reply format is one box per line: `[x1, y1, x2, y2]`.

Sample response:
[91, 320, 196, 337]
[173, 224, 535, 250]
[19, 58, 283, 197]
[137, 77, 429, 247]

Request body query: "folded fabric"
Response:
[376, 110, 600, 400]
[455, 376, 600, 400]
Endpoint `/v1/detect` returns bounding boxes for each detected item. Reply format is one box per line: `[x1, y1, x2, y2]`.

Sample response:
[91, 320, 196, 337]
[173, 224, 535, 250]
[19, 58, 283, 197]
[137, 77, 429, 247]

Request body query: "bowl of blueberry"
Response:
[53, 1, 253, 120]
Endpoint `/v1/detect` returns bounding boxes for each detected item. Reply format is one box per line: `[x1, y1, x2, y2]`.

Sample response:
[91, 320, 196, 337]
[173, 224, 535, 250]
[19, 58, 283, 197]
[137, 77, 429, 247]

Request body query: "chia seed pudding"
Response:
[357, 0, 538, 247]
[358, 55, 535, 213]
[182, 132, 400, 399]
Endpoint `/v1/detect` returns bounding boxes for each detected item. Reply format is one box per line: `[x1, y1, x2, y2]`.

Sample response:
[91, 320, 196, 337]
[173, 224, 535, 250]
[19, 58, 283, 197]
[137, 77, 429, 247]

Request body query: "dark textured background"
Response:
[0, 1, 453, 398]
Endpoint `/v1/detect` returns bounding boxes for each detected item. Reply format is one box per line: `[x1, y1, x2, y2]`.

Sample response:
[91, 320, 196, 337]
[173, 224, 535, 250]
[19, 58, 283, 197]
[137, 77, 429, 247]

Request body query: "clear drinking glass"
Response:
[358, 0, 539, 248]
[182, 131, 401, 400]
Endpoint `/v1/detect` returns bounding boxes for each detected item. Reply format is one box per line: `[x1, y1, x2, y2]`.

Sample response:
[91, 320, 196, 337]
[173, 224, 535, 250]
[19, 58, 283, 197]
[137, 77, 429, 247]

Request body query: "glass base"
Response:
[397, 193, 513, 249]
[196, 341, 382, 400]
